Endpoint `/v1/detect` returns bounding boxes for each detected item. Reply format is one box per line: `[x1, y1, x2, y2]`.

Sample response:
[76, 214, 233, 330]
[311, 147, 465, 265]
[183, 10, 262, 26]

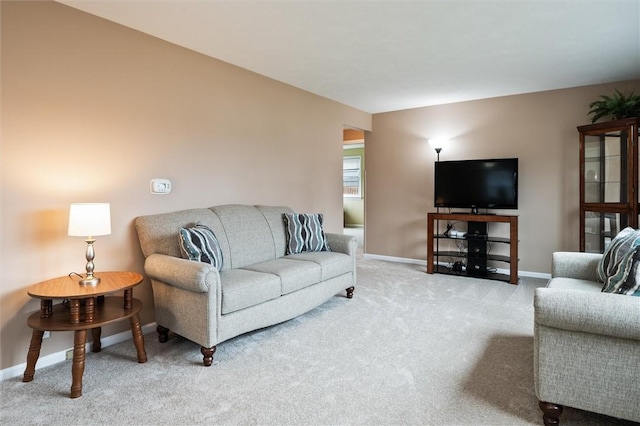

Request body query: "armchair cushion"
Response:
[551, 252, 601, 281]
[547, 277, 602, 292]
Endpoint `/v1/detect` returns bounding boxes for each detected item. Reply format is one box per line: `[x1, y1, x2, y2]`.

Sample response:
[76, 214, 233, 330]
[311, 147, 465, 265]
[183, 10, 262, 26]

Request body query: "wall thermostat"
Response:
[150, 178, 172, 194]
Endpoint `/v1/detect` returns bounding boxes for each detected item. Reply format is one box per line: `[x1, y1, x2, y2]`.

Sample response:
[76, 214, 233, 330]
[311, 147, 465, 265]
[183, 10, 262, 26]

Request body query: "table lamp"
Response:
[68, 203, 111, 285]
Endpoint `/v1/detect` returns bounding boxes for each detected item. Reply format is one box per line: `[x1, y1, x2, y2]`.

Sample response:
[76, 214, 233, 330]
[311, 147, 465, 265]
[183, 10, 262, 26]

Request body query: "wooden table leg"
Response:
[124, 289, 132, 309]
[129, 314, 147, 363]
[69, 299, 80, 324]
[70, 329, 87, 398]
[85, 297, 95, 323]
[91, 327, 102, 353]
[22, 329, 44, 382]
[40, 299, 52, 318]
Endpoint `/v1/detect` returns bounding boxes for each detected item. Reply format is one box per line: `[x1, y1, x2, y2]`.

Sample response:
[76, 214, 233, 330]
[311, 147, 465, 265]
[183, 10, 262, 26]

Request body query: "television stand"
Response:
[427, 213, 518, 284]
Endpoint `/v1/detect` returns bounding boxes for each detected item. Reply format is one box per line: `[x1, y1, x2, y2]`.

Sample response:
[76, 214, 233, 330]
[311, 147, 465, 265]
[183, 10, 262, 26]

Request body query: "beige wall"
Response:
[365, 80, 640, 272]
[0, 1, 371, 370]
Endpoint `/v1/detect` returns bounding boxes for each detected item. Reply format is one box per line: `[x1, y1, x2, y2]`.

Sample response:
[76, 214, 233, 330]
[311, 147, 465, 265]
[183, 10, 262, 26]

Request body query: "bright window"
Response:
[343, 156, 362, 198]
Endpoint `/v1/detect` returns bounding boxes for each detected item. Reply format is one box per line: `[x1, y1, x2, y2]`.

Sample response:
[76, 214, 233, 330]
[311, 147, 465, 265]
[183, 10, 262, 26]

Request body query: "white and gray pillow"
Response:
[179, 224, 223, 271]
[283, 213, 330, 255]
[598, 226, 640, 296]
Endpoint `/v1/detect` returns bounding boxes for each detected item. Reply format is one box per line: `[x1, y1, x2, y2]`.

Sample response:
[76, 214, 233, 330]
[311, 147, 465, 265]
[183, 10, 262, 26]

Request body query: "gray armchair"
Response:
[534, 252, 640, 425]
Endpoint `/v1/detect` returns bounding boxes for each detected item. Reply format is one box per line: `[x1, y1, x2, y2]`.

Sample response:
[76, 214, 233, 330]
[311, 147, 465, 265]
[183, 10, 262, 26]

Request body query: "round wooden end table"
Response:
[22, 271, 147, 398]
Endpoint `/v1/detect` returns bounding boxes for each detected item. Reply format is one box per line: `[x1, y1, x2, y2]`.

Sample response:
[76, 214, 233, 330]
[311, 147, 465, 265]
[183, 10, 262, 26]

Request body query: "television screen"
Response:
[434, 158, 518, 211]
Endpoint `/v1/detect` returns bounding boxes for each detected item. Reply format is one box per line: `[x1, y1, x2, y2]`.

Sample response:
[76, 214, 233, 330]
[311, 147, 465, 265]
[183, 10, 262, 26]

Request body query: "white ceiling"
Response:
[58, 0, 640, 114]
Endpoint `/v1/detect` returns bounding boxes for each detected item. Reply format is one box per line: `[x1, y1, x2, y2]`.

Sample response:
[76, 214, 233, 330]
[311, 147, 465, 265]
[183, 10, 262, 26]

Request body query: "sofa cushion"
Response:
[283, 213, 330, 255]
[286, 251, 352, 281]
[255, 205, 295, 258]
[179, 225, 224, 271]
[211, 205, 277, 269]
[597, 227, 640, 296]
[219, 269, 281, 314]
[135, 208, 225, 259]
[242, 258, 322, 295]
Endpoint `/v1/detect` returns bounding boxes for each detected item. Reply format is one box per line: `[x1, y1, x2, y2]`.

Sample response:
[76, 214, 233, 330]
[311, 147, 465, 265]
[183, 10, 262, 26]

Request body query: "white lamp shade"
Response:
[68, 203, 112, 237]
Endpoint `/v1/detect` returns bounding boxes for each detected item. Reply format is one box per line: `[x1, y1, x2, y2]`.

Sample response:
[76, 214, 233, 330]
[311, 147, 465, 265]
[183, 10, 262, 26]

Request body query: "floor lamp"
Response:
[429, 139, 448, 272]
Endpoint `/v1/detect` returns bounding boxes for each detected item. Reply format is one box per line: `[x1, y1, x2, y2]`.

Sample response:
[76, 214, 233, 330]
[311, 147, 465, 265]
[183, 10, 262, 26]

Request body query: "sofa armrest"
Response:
[551, 251, 602, 281]
[144, 253, 220, 293]
[534, 288, 640, 341]
[326, 233, 357, 257]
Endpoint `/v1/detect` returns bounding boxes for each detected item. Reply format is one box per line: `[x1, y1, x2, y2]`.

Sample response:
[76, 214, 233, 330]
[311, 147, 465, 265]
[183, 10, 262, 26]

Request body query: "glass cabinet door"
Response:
[578, 118, 638, 253]
[583, 132, 626, 203]
[583, 211, 626, 253]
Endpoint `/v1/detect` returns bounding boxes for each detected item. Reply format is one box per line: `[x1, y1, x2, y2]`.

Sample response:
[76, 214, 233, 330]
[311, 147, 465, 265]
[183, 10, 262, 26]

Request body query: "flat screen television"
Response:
[434, 158, 518, 213]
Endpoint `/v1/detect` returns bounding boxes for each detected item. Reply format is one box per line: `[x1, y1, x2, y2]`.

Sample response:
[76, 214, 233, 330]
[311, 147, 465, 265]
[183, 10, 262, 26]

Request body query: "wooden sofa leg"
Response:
[539, 401, 563, 426]
[201, 346, 216, 366]
[157, 325, 169, 343]
[346, 286, 355, 299]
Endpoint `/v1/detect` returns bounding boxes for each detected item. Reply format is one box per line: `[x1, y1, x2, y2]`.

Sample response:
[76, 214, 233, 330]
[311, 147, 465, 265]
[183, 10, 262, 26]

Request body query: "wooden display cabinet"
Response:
[578, 118, 639, 253]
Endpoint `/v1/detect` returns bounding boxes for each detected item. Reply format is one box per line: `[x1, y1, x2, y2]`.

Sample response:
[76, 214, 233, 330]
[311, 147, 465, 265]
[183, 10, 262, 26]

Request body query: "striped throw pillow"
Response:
[178, 225, 223, 271]
[598, 227, 640, 282]
[283, 213, 331, 255]
[598, 226, 640, 296]
[601, 245, 640, 296]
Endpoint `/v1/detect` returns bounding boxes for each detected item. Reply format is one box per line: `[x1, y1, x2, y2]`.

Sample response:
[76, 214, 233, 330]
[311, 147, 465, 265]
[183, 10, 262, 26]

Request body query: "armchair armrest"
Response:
[534, 288, 640, 341]
[551, 251, 602, 281]
[326, 233, 357, 257]
[144, 253, 220, 293]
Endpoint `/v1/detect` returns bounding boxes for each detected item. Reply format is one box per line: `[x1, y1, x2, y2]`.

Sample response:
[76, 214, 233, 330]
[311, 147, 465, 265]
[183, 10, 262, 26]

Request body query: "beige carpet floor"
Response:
[1, 252, 637, 425]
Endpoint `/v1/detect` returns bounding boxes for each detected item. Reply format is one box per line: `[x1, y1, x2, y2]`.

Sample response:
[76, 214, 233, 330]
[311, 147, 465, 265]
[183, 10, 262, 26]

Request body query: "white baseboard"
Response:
[362, 253, 551, 280]
[505, 269, 551, 279]
[363, 253, 427, 266]
[0, 322, 157, 381]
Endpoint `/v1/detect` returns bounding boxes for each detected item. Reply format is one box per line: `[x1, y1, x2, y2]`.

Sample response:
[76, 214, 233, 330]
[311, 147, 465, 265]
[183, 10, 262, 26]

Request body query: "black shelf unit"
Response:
[431, 264, 511, 283]
[427, 213, 519, 284]
[430, 242, 511, 263]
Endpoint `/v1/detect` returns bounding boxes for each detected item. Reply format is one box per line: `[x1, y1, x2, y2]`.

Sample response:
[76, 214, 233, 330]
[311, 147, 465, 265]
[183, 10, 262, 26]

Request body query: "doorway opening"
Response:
[343, 128, 365, 250]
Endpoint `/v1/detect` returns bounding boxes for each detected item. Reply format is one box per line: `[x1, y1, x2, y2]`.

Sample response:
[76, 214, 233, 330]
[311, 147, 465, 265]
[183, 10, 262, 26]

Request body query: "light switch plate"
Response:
[150, 178, 172, 194]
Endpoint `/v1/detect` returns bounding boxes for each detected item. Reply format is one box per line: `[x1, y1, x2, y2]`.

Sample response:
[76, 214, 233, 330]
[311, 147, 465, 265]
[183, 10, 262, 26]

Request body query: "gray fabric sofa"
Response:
[135, 204, 357, 366]
[534, 252, 640, 425]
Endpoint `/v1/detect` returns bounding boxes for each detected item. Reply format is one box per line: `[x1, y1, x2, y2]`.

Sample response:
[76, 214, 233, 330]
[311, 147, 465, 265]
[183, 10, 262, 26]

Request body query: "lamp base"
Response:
[79, 238, 100, 286]
[79, 276, 100, 286]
